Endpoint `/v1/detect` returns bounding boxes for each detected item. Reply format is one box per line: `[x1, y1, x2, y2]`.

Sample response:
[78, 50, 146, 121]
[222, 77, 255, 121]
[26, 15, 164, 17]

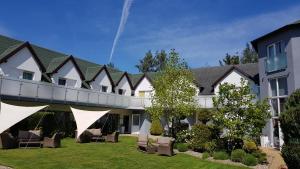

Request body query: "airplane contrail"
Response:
[109, 0, 134, 63]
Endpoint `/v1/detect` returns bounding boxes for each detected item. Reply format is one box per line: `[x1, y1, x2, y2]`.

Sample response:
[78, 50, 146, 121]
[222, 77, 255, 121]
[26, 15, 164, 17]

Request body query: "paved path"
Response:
[261, 148, 287, 169]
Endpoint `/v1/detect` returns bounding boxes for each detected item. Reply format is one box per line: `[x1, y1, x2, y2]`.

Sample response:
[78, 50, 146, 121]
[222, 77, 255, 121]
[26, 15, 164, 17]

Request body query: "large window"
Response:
[266, 41, 287, 73]
[22, 71, 34, 80]
[269, 77, 288, 117]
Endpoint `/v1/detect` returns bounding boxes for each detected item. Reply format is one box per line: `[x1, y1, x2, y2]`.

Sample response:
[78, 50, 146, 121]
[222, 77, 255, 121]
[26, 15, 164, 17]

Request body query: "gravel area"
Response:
[0, 166, 12, 169]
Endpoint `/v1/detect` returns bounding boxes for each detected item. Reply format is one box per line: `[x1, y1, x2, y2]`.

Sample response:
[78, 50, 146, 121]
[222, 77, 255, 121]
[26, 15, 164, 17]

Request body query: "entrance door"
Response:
[123, 115, 129, 133]
[131, 114, 140, 134]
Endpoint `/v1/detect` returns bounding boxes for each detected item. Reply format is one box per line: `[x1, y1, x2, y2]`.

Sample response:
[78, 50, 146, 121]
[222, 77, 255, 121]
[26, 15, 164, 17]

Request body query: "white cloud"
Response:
[121, 4, 300, 67]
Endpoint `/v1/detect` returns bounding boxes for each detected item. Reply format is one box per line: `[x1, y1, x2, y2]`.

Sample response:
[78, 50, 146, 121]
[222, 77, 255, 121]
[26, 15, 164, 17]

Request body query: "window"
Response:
[138, 91, 145, 97]
[22, 71, 34, 80]
[101, 85, 108, 93]
[58, 78, 66, 86]
[132, 114, 140, 126]
[269, 77, 288, 117]
[266, 41, 287, 73]
[118, 89, 124, 95]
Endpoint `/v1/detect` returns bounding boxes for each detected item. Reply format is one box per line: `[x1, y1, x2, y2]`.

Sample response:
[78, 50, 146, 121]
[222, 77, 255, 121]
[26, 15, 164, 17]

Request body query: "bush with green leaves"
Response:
[150, 118, 163, 136]
[281, 142, 300, 169]
[252, 150, 267, 164]
[204, 141, 216, 155]
[202, 152, 210, 159]
[279, 89, 300, 168]
[177, 143, 189, 152]
[196, 108, 214, 124]
[231, 149, 246, 162]
[176, 130, 192, 143]
[243, 140, 257, 153]
[213, 151, 229, 160]
[242, 154, 258, 166]
[189, 124, 211, 151]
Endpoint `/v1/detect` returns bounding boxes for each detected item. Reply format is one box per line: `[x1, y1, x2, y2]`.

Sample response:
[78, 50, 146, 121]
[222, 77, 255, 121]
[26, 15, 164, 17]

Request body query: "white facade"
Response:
[214, 70, 257, 95]
[115, 75, 132, 96]
[51, 60, 82, 88]
[134, 77, 153, 97]
[0, 48, 42, 81]
[89, 69, 113, 93]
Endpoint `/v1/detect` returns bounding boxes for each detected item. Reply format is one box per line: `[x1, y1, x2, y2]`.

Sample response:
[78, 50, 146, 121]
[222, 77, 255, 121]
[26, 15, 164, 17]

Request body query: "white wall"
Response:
[214, 70, 257, 94]
[90, 70, 112, 92]
[134, 77, 153, 97]
[0, 48, 42, 81]
[115, 75, 132, 96]
[51, 60, 82, 88]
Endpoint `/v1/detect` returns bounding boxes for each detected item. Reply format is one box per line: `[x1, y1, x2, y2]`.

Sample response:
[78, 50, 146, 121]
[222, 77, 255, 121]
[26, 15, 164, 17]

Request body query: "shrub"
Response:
[213, 151, 229, 160]
[231, 149, 246, 162]
[281, 142, 300, 169]
[150, 119, 163, 136]
[177, 143, 189, 152]
[202, 152, 210, 159]
[204, 141, 216, 155]
[252, 150, 268, 164]
[196, 108, 214, 124]
[176, 130, 192, 143]
[243, 140, 257, 153]
[242, 154, 258, 166]
[189, 124, 211, 151]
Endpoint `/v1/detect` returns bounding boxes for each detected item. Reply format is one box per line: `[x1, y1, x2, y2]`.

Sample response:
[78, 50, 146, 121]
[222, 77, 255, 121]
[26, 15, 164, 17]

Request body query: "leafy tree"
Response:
[135, 50, 156, 72]
[147, 49, 197, 137]
[154, 50, 167, 71]
[212, 79, 270, 144]
[219, 53, 240, 66]
[240, 43, 258, 64]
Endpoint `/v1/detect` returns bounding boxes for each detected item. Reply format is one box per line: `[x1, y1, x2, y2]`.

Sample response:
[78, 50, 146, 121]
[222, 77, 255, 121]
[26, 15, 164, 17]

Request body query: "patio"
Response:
[0, 136, 248, 169]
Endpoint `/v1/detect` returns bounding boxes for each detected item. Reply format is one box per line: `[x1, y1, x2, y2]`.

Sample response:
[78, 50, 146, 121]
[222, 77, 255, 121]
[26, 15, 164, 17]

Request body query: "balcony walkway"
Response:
[0, 76, 214, 110]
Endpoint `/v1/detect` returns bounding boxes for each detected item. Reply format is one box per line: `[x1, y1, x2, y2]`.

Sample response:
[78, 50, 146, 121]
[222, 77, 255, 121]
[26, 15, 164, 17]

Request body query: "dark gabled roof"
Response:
[0, 41, 46, 72]
[251, 20, 300, 51]
[85, 66, 115, 88]
[192, 63, 259, 95]
[129, 73, 144, 89]
[113, 72, 134, 90]
[48, 56, 86, 80]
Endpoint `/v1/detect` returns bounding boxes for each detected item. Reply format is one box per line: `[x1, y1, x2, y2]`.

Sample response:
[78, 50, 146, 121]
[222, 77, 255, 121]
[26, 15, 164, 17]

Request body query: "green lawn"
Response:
[0, 136, 248, 169]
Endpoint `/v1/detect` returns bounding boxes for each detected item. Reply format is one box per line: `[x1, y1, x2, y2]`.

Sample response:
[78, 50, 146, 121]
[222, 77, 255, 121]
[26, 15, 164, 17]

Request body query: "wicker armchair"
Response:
[137, 134, 148, 150]
[157, 137, 174, 156]
[0, 132, 17, 149]
[106, 132, 119, 143]
[43, 133, 61, 148]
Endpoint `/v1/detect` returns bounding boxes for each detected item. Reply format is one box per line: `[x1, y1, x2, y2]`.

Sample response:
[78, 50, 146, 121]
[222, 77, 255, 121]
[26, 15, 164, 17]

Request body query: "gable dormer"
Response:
[133, 74, 154, 97]
[88, 66, 114, 93]
[0, 42, 45, 81]
[114, 72, 133, 96]
[49, 56, 84, 88]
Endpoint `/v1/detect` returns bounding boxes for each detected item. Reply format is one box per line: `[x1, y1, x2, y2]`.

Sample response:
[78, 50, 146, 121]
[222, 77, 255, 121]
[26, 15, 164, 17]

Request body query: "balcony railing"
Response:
[0, 76, 146, 109]
[0, 76, 214, 109]
[265, 53, 287, 73]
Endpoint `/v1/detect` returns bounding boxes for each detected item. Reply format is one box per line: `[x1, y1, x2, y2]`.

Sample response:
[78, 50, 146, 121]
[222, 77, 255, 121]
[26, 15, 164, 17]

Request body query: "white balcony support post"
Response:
[36, 84, 39, 99]
[19, 81, 23, 97]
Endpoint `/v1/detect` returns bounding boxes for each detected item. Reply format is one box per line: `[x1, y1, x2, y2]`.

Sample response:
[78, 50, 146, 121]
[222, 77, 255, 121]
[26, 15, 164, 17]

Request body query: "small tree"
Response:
[147, 49, 197, 138]
[213, 79, 270, 147]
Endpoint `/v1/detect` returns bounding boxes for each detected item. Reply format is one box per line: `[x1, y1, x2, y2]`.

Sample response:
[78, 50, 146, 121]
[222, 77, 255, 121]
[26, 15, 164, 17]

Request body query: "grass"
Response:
[0, 136, 248, 169]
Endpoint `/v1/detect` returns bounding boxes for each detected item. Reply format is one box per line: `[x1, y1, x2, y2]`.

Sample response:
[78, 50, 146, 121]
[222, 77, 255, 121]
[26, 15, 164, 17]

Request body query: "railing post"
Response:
[51, 85, 54, 102]
[76, 90, 79, 103]
[64, 88, 67, 103]
[87, 93, 90, 103]
[0, 76, 3, 95]
[36, 84, 39, 100]
[19, 81, 23, 98]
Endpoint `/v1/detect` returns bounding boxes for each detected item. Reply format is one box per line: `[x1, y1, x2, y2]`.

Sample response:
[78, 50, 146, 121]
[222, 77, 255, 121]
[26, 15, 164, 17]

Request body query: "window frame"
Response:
[268, 76, 288, 117]
[58, 78, 67, 86]
[101, 85, 108, 93]
[22, 71, 34, 80]
[267, 41, 283, 60]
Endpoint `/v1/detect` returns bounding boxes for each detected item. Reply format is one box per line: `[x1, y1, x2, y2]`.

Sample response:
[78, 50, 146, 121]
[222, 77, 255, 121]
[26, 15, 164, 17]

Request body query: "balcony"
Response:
[0, 76, 214, 110]
[0, 76, 146, 109]
[265, 53, 287, 73]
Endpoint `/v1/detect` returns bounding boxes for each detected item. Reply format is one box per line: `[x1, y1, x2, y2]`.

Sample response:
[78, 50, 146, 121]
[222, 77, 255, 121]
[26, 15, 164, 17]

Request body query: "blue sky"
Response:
[0, 0, 300, 73]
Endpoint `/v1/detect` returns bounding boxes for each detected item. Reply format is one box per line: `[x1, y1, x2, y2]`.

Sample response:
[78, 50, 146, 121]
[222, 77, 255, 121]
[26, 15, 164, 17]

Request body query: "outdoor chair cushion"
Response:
[157, 137, 172, 146]
[86, 129, 102, 136]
